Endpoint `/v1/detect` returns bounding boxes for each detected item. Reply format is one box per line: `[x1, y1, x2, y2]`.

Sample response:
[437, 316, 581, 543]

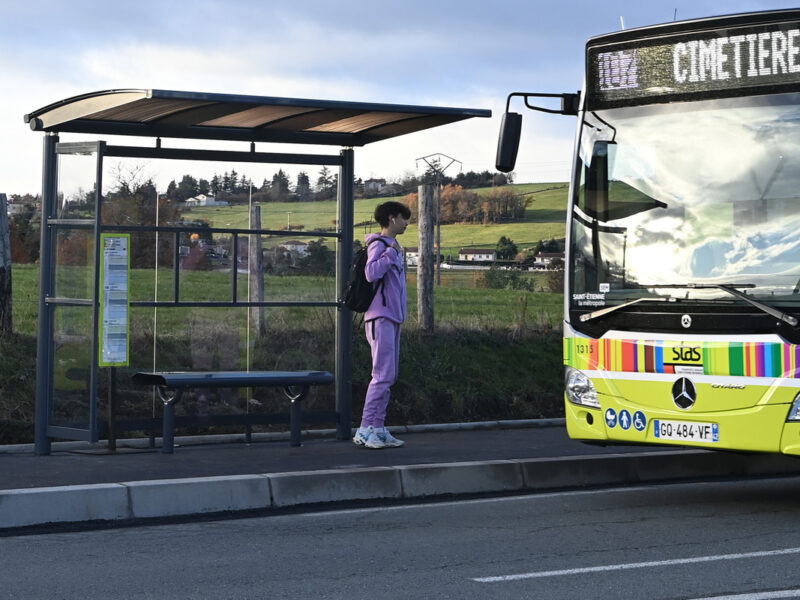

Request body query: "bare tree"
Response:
[0, 193, 12, 334]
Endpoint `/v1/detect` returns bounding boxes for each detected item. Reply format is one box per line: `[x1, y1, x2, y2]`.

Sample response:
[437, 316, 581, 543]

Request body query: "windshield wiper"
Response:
[702, 283, 797, 327]
[580, 283, 798, 327]
[579, 297, 675, 322]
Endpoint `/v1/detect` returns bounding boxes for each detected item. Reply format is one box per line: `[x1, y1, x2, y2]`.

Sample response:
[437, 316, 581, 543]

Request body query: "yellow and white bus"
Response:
[497, 9, 800, 454]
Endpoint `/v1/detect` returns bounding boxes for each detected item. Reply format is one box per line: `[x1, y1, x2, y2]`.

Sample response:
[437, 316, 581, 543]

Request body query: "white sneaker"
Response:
[377, 427, 405, 448]
[352, 427, 369, 446]
[353, 426, 386, 449]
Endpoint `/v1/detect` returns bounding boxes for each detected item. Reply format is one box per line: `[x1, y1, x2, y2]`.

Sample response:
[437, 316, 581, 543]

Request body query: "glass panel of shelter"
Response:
[49, 146, 101, 435]
[95, 155, 340, 432]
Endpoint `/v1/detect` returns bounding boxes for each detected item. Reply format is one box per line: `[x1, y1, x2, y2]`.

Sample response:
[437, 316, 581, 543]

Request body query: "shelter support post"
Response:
[34, 134, 58, 455]
[336, 148, 355, 440]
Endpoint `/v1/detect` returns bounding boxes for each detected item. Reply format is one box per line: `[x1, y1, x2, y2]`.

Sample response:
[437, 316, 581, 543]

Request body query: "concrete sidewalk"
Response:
[2, 420, 800, 531]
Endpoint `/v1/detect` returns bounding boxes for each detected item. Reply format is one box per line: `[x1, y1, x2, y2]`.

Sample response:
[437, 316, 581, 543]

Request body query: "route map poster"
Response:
[99, 234, 130, 367]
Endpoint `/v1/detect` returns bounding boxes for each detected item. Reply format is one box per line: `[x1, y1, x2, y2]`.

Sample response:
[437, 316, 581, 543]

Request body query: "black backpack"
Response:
[343, 238, 389, 312]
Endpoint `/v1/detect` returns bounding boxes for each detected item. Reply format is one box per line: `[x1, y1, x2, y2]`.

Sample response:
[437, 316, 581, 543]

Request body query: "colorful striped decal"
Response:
[564, 337, 800, 378]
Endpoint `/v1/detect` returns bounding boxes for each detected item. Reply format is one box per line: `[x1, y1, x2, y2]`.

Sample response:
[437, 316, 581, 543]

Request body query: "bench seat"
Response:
[132, 370, 334, 452]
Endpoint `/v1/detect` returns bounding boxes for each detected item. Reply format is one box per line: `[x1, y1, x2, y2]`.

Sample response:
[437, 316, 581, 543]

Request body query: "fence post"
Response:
[249, 205, 265, 336]
[417, 185, 434, 333]
[0, 193, 11, 335]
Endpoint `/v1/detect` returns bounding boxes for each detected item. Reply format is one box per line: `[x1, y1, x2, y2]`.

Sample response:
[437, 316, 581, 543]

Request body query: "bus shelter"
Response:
[25, 88, 490, 454]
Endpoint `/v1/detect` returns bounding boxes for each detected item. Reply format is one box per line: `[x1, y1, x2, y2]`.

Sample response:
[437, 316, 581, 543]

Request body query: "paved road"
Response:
[5, 476, 800, 599]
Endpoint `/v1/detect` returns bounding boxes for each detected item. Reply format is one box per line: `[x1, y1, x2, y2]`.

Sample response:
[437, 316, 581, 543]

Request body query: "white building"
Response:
[278, 240, 309, 257]
[185, 194, 229, 207]
[532, 252, 565, 269]
[364, 178, 386, 195]
[458, 248, 497, 262]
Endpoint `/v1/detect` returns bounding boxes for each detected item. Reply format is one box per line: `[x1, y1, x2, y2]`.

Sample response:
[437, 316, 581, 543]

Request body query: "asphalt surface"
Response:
[0, 421, 645, 490]
[2, 420, 800, 531]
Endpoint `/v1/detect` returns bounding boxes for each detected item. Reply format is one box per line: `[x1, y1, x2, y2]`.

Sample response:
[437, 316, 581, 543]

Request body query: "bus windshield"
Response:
[570, 92, 800, 317]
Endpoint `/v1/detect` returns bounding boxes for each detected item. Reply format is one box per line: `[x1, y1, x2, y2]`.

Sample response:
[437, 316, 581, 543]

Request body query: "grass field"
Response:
[10, 264, 563, 337]
[184, 182, 568, 256]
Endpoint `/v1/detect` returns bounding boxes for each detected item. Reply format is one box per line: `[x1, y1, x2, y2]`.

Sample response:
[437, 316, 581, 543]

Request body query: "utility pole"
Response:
[417, 185, 435, 333]
[415, 154, 461, 285]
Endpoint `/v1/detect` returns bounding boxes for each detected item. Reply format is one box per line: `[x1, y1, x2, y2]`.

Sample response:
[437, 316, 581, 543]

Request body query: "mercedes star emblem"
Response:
[671, 377, 697, 410]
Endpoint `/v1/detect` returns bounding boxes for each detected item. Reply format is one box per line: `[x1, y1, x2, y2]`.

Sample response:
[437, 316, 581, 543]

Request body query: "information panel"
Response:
[587, 19, 800, 109]
[99, 234, 130, 367]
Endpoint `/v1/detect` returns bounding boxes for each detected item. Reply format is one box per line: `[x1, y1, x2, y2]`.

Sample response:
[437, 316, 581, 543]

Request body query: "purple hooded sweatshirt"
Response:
[363, 233, 407, 323]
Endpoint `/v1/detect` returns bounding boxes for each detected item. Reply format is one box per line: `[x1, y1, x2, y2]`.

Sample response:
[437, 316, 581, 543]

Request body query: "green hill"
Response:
[184, 182, 568, 256]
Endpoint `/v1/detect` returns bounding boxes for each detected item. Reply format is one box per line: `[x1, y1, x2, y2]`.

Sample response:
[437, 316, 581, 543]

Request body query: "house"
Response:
[458, 248, 497, 262]
[532, 252, 565, 269]
[185, 194, 229, 207]
[364, 178, 386, 195]
[278, 240, 309, 257]
[4, 194, 37, 217]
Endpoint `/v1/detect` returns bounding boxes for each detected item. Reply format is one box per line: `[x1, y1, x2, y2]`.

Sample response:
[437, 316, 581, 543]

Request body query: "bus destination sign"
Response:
[587, 21, 800, 109]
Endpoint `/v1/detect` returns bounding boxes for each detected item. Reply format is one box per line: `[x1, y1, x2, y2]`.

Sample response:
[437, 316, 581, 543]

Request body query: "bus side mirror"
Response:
[495, 112, 522, 173]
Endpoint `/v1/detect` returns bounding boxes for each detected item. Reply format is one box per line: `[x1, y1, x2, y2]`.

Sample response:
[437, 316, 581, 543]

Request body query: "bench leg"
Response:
[286, 385, 310, 447]
[161, 389, 183, 454]
[290, 400, 302, 447]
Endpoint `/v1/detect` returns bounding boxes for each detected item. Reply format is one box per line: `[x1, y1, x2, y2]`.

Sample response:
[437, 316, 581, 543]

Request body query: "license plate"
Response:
[653, 419, 719, 443]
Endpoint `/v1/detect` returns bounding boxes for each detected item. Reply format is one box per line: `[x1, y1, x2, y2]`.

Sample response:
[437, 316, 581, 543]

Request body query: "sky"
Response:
[2, 0, 799, 196]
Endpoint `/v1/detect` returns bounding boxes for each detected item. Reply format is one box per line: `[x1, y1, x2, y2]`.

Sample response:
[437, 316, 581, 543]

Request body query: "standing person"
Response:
[353, 201, 411, 449]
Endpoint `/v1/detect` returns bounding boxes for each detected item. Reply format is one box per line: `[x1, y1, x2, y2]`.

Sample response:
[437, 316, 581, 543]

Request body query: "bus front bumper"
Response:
[565, 396, 800, 455]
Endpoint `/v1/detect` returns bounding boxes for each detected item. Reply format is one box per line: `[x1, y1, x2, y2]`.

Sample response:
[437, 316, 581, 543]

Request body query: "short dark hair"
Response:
[374, 201, 411, 228]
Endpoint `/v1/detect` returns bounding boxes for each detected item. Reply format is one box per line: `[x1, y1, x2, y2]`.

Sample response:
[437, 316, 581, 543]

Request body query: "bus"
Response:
[497, 9, 800, 454]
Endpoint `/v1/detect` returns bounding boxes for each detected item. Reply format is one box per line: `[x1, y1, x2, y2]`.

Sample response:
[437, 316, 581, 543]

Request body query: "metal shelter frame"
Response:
[25, 89, 490, 455]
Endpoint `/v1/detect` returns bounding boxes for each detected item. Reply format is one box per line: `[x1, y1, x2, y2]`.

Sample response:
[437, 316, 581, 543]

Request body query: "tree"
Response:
[295, 171, 311, 202]
[317, 166, 333, 190]
[177, 175, 199, 201]
[270, 170, 291, 202]
[315, 166, 336, 200]
[0, 194, 10, 334]
[103, 177, 181, 269]
[166, 179, 178, 201]
[496, 236, 518, 260]
[9, 206, 40, 263]
[298, 239, 335, 275]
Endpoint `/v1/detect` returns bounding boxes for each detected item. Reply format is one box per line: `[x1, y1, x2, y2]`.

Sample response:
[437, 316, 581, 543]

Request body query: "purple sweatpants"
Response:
[361, 318, 401, 428]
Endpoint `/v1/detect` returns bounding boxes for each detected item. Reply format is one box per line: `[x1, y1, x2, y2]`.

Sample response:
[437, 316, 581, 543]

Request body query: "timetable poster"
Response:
[99, 234, 130, 367]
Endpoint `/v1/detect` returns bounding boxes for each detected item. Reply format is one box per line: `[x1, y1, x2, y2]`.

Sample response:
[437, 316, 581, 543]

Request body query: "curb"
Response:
[2, 448, 799, 531]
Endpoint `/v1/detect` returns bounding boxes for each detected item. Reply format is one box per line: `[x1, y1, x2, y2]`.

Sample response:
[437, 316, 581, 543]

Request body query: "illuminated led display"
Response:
[588, 20, 800, 109]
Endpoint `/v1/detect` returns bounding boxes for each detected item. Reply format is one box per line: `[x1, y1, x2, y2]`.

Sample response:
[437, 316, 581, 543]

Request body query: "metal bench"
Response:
[131, 370, 335, 453]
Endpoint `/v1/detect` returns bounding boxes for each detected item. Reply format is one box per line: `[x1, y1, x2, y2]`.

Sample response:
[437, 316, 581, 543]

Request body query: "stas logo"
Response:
[671, 346, 702, 363]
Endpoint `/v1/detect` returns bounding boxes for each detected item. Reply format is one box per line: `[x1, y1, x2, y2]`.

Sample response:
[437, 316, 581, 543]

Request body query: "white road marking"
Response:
[472, 547, 800, 583]
[686, 591, 800, 600]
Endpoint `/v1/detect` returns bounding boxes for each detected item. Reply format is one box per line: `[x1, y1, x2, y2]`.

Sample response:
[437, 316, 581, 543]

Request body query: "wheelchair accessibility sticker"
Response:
[633, 411, 647, 431]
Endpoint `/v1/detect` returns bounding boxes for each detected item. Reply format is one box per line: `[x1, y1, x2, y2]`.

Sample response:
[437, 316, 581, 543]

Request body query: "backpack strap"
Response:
[366, 238, 392, 307]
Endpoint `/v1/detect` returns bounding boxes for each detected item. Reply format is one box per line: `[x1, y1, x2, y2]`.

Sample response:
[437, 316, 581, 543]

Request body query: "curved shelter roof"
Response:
[24, 88, 491, 146]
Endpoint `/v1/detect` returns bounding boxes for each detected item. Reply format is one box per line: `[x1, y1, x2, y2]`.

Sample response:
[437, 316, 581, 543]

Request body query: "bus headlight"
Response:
[787, 393, 800, 421]
[565, 367, 600, 408]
